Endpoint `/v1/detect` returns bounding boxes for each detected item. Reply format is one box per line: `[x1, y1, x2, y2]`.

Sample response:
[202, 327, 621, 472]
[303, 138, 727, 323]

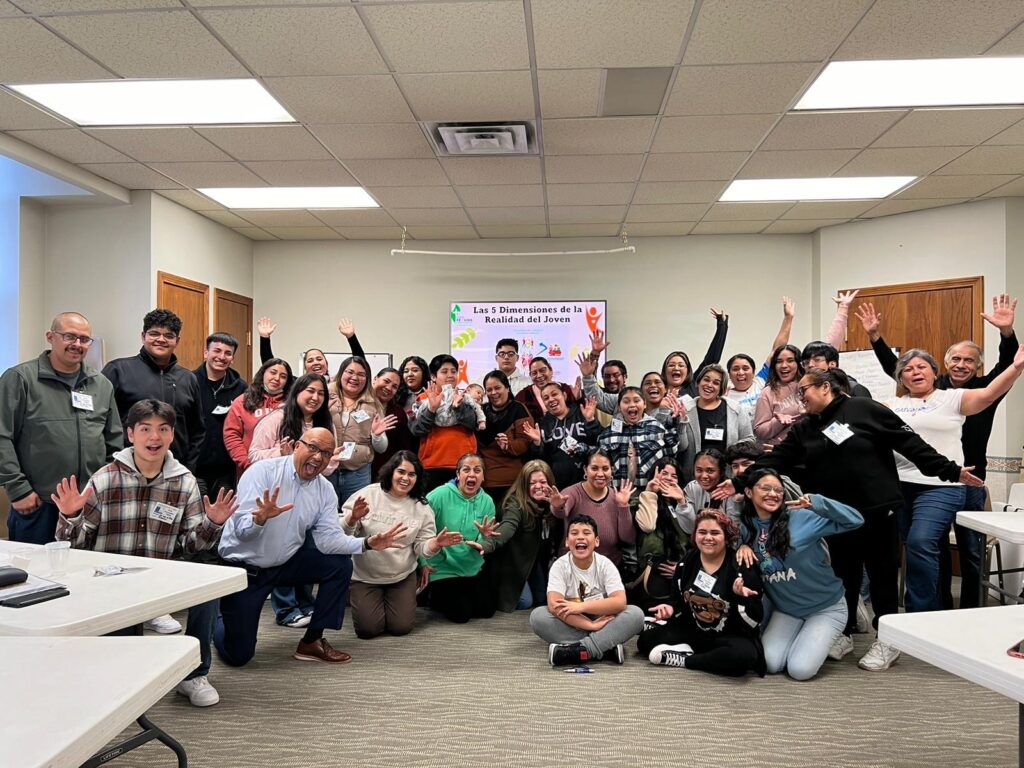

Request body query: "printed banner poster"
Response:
[450, 301, 606, 386]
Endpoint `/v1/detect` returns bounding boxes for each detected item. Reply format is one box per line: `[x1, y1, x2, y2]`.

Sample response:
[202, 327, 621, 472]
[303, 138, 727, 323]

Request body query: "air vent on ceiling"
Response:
[428, 121, 537, 156]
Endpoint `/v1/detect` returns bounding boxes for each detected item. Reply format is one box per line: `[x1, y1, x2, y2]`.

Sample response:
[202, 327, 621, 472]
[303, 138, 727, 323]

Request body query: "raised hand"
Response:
[474, 515, 500, 538]
[432, 527, 464, 549]
[710, 479, 736, 502]
[522, 420, 542, 446]
[371, 413, 398, 436]
[982, 293, 1018, 334]
[614, 479, 635, 507]
[367, 521, 408, 550]
[649, 603, 675, 621]
[575, 352, 597, 378]
[203, 488, 239, 525]
[733, 575, 759, 598]
[349, 495, 370, 524]
[253, 487, 295, 525]
[548, 485, 568, 511]
[257, 316, 277, 337]
[710, 307, 728, 322]
[589, 330, 609, 355]
[833, 289, 859, 309]
[572, 376, 583, 401]
[51, 475, 93, 518]
[278, 437, 295, 456]
[337, 317, 356, 338]
[785, 494, 813, 510]
[782, 296, 795, 318]
[425, 381, 443, 412]
[580, 396, 597, 422]
[663, 392, 687, 419]
[854, 302, 881, 339]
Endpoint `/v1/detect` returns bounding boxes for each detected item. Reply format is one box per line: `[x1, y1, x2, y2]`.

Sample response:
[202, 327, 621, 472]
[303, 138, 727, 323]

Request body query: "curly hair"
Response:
[142, 308, 182, 335]
[692, 508, 740, 549]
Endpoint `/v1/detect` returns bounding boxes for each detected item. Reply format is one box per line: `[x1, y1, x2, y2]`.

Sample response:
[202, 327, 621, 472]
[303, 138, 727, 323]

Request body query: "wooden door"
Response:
[215, 289, 254, 382]
[156, 271, 209, 371]
[842, 276, 985, 366]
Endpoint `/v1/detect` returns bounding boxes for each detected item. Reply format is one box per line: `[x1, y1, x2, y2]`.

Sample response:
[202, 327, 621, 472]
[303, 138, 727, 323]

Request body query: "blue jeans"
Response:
[7, 500, 59, 544]
[953, 485, 986, 608]
[899, 482, 967, 613]
[108, 599, 217, 680]
[330, 464, 372, 507]
[762, 597, 847, 681]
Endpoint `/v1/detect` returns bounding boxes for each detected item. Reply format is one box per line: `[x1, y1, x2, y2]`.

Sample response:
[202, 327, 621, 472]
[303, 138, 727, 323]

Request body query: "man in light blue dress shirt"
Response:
[215, 427, 406, 665]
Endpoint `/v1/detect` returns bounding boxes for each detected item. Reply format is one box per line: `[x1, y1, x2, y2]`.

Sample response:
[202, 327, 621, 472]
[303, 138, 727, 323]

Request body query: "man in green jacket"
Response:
[0, 312, 122, 543]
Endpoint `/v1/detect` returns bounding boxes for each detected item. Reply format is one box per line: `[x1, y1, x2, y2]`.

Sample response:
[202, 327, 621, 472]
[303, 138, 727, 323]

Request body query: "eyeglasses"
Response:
[753, 484, 784, 496]
[296, 439, 331, 458]
[797, 383, 823, 397]
[53, 332, 94, 345]
[145, 330, 178, 341]
[496, 351, 517, 359]
[344, 371, 368, 379]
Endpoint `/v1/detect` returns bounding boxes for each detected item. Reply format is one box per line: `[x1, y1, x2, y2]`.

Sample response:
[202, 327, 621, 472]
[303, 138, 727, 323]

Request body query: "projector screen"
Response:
[450, 301, 606, 386]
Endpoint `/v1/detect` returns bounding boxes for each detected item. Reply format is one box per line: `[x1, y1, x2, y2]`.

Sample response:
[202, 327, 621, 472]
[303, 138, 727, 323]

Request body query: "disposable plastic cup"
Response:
[45, 541, 71, 577]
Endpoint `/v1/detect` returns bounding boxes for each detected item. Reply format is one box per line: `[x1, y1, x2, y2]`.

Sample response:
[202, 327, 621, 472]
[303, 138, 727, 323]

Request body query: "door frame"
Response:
[156, 271, 210, 339]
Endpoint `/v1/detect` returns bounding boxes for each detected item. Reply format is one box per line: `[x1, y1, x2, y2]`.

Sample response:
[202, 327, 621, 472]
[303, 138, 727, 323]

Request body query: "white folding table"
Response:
[879, 606, 1024, 767]
[957, 511, 1024, 606]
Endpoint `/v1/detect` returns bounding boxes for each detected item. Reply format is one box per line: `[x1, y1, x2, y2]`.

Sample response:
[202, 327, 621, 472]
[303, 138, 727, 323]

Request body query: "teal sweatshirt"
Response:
[424, 483, 496, 582]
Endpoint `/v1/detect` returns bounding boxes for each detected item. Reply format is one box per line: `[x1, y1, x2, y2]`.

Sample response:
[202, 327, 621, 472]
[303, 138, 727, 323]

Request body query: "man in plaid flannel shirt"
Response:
[53, 399, 237, 708]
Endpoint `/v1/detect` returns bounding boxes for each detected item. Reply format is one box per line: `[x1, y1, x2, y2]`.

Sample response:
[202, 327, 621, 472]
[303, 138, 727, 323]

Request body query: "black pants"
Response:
[637, 619, 761, 677]
[827, 508, 899, 636]
[428, 572, 496, 624]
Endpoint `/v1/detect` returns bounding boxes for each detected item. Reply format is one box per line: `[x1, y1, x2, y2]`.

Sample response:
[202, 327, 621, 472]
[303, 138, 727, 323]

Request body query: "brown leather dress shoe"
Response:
[294, 638, 353, 664]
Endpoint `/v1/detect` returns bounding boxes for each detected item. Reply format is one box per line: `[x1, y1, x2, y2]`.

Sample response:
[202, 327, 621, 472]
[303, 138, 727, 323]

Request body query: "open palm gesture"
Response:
[203, 488, 239, 525]
[51, 475, 93, 518]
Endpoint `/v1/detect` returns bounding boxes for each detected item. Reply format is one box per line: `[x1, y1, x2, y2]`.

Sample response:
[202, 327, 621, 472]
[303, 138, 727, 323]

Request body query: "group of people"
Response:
[1, 290, 1020, 705]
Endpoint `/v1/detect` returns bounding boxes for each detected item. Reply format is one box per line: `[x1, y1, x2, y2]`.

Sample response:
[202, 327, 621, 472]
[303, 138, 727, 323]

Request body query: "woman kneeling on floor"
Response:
[638, 508, 765, 677]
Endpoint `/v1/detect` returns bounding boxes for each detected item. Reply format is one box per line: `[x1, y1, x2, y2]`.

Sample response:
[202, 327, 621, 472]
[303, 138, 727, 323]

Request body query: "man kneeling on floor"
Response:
[54, 399, 237, 708]
[531, 513, 644, 666]
[215, 427, 406, 665]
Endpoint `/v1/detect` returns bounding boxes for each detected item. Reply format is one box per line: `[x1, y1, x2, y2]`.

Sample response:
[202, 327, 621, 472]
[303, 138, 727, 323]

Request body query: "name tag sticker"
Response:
[823, 422, 854, 445]
[339, 442, 357, 460]
[611, 420, 623, 434]
[694, 570, 717, 593]
[149, 503, 181, 525]
[212, 405, 230, 415]
[71, 391, 94, 411]
[560, 435, 580, 454]
[704, 427, 724, 441]
[351, 410, 370, 424]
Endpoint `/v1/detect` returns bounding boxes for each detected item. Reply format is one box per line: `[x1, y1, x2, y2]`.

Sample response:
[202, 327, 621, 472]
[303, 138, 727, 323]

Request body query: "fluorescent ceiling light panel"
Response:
[795, 57, 1024, 110]
[7, 79, 294, 126]
[721, 177, 915, 202]
[198, 187, 378, 209]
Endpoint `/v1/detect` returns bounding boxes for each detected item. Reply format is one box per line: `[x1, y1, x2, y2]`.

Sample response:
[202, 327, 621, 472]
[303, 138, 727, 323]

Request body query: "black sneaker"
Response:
[607, 643, 626, 664]
[549, 642, 591, 667]
[648, 643, 693, 668]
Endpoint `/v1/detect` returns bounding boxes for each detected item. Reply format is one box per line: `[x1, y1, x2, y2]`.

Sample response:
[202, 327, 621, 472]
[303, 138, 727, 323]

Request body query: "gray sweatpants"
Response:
[529, 605, 645, 659]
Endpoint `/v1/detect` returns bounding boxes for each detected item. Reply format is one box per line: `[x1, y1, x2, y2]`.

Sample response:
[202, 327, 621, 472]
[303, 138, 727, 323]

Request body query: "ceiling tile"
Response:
[263, 226, 343, 240]
[933, 146, 1024, 175]
[781, 201, 877, 219]
[532, 0, 694, 68]
[548, 205, 627, 223]
[542, 117, 656, 155]
[310, 124, 433, 159]
[264, 76, 416, 124]
[988, 19, 1024, 54]
[397, 71, 535, 121]
[390, 208, 470, 226]
[79, 162, 182, 189]
[0, 19, 112, 82]
[549, 224, 621, 237]
[232, 227, 278, 241]
[333, 226, 404, 240]
[16, 1, 177, 9]
[0, 0, 20, 13]
[342, 158, 448, 187]
[836, 146, 969, 176]
[311, 209, 397, 227]
[244, 160, 358, 186]
[467, 206, 547, 224]
[368, 186, 460, 208]
[148, 161, 266, 187]
[836, 0, 1024, 59]
[0, 89, 69, 130]
[895, 175, 1016, 198]
[194, 126, 331, 162]
[652, 114, 777, 153]
[234, 210, 323, 227]
[704, 202, 792, 221]
[626, 203, 707, 221]
[691, 220, 771, 234]
[157, 189, 224, 210]
[873, 108, 1024, 147]
[633, 180, 727, 204]
[456, 184, 543, 207]
[982, 176, 1024, 197]
[84, 128, 229, 162]
[683, 0, 868, 64]
[404, 226, 479, 240]
[666, 63, 817, 115]
[200, 6, 386, 76]
[764, 219, 849, 233]
[362, 1, 529, 73]
[477, 225, 549, 238]
[861, 198, 968, 217]
[7, 128, 130, 163]
[641, 152, 745, 181]
[198, 210, 252, 228]
[761, 111, 905, 151]
[439, 157, 542, 186]
[738, 149, 857, 178]
[986, 120, 1024, 145]
[546, 183, 634, 206]
[625, 222, 695, 236]
[47, 10, 247, 79]
[191, 0, 346, 5]
[537, 69, 602, 119]
[545, 155, 643, 183]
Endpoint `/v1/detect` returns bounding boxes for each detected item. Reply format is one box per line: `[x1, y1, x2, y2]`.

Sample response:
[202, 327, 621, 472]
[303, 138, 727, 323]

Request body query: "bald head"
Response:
[51, 312, 89, 332]
[293, 427, 336, 480]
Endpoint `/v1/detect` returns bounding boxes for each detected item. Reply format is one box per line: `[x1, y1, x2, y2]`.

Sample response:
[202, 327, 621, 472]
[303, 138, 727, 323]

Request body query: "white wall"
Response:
[253, 234, 815, 377]
[18, 199, 45, 360]
[1004, 197, 1024, 469]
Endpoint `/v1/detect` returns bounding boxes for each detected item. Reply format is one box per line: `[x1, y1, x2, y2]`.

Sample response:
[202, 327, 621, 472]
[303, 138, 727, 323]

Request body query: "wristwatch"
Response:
[364, 535, 373, 552]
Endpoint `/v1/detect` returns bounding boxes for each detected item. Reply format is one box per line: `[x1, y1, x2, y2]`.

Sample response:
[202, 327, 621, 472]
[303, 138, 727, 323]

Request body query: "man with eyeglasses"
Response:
[0, 312, 122, 543]
[495, 338, 530, 395]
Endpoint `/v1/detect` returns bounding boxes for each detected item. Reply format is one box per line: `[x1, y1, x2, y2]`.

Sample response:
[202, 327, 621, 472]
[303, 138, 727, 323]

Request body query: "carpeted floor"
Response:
[95, 606, 1017, 768]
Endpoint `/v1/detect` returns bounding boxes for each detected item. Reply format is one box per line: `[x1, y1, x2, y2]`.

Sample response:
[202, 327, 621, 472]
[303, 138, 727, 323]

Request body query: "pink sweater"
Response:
[223, 392, 284, 474]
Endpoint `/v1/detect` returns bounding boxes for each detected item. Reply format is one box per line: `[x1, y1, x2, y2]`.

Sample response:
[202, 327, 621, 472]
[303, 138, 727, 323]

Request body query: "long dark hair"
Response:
[661, 350, 694, 391]
[243, 357, 293, 412]
[280, 373, 331, 442]
[396, 355, 428, 406]
[333, 355, 374, 403]
[378, 450, 428, 504]
[739, 468, 791, 558]
[651, 457, 685, 555]
[482, 369, 512, 415]
[766, 344, 804, 391]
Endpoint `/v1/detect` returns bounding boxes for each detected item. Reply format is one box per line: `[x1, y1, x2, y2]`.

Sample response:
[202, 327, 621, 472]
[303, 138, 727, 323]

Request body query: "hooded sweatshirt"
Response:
[423, 482, 496, 582]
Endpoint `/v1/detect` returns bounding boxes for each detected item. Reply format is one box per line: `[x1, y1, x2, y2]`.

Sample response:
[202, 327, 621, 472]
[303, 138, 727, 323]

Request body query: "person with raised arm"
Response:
[726, 296, 795, 421]
[661, 308, 730, 400]
[522, 382, 601, 490]
[257, 315, 367, 369]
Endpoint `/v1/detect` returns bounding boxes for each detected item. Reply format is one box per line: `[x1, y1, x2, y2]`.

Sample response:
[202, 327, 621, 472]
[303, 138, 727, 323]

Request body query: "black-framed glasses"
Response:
[296, 439, 330, 458]
[797, 383, 823, 397]
[496, 351, 517, 359]
[753, 484, 784, 496]
[145, 330, 178, 341]
[54, 332, 94, 345]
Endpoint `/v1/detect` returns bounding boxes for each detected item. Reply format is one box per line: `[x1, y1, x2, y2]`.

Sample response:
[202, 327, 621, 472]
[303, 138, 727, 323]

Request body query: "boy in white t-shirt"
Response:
[530, 513, 645, 666]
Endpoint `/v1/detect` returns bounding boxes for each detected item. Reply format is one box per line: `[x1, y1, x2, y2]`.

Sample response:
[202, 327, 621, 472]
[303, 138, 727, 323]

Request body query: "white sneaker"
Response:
[284, 613, 312, 628]
[858, 640, 900, 671]
[175, 676, 220, 707]
[828, 634, 854, 660]
[855, 597, 872, 633]
[144, 614, 182, 634]
[648, 643, 693, 667]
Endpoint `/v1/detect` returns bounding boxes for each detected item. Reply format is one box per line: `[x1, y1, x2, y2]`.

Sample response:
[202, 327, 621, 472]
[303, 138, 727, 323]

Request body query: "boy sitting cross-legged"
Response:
[530, 513, 644, 666]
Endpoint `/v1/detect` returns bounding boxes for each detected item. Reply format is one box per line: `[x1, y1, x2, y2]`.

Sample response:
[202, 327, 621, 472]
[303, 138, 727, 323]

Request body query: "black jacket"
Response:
[192, 365, 247, 480]
[102, 349, 205, 471]
[738, 395, 962, 515]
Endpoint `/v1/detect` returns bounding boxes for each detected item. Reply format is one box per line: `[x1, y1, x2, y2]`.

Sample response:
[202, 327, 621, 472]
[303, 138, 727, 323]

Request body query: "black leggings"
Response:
[428, 572, 496, 624]
[637, 619, 761, 677]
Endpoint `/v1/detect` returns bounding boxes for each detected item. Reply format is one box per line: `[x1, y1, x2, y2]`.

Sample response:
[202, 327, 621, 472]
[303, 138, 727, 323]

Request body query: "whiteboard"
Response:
[298, 352, 393, 379]
[838, 348, 898, 401]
